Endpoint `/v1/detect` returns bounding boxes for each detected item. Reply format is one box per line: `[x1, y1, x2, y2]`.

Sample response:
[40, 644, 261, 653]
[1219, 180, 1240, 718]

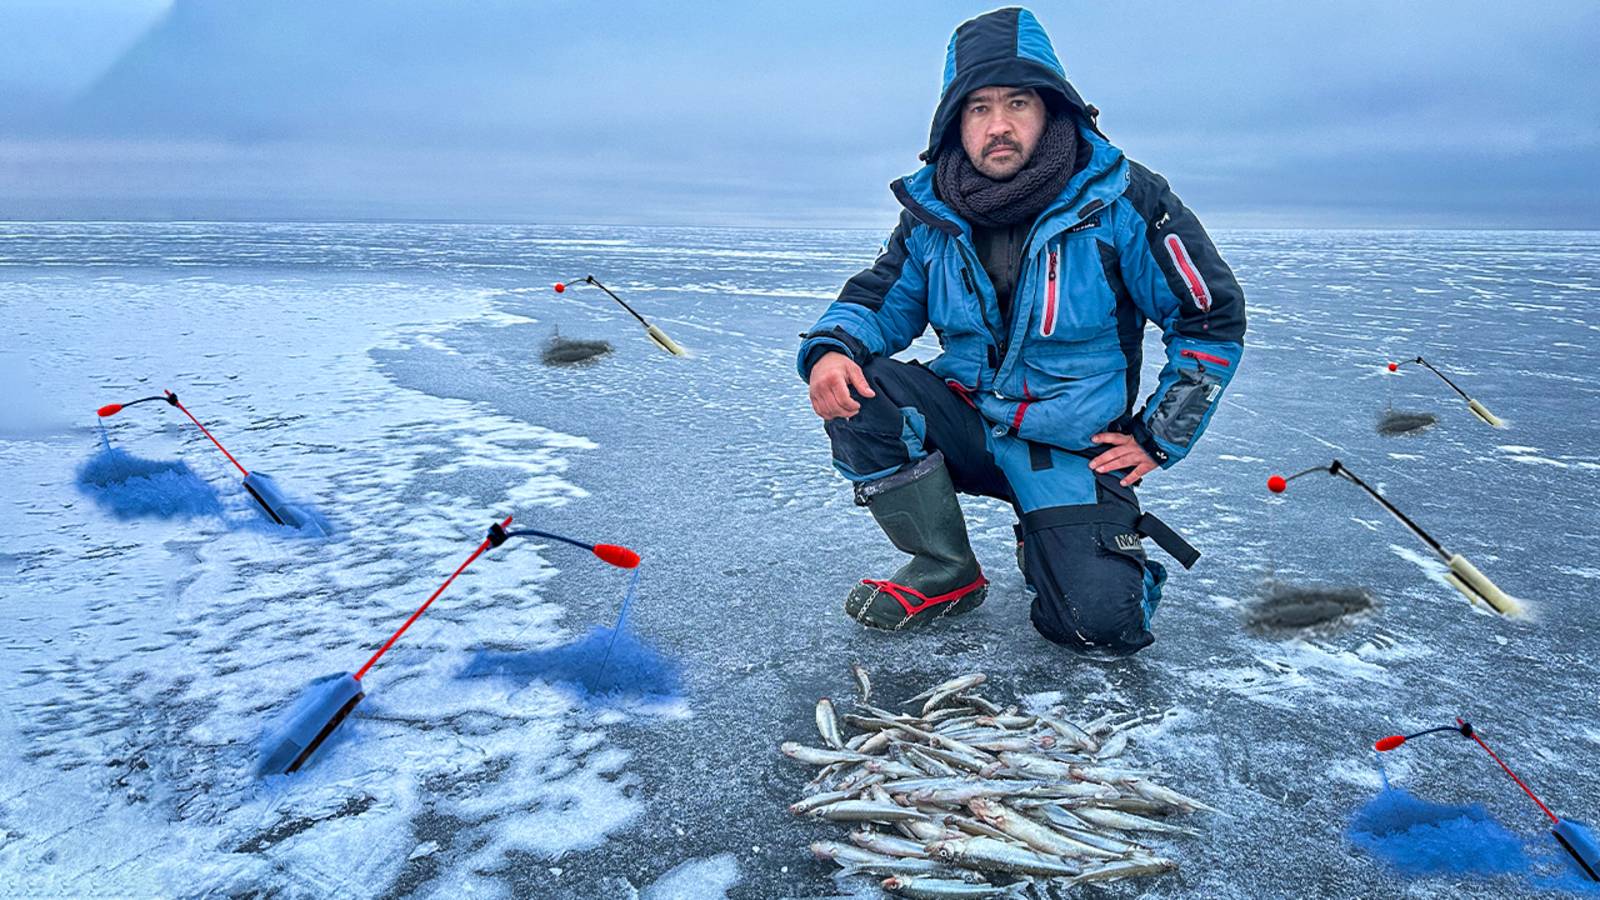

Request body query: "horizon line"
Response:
[3, 217, 1598, 235]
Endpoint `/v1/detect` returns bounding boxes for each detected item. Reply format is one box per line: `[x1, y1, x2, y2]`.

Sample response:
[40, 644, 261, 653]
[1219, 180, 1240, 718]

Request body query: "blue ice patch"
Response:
[1349, 787, 1530, 877]
[75, 448, 224, 520]
[458, 626, 681, 702]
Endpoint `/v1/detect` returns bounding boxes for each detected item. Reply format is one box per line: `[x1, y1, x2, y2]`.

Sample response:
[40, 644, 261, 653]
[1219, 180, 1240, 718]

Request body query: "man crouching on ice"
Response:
[798, 7, 1246, 656]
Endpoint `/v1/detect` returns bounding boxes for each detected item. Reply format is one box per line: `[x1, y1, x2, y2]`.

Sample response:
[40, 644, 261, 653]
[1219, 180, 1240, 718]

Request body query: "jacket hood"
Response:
[923, 7, 1090, 162]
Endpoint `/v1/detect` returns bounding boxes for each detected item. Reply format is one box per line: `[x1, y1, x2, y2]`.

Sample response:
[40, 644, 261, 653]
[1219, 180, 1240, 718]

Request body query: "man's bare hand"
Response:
[1089, 431, 1159, 486]
[808, 352, 875, 420]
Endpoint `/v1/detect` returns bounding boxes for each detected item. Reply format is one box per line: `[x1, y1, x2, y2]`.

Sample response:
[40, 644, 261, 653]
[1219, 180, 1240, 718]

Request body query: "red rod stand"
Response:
[165, 391, 250, 477]
[1459, 718, 1560, 825]
[354, 516, 513, 681]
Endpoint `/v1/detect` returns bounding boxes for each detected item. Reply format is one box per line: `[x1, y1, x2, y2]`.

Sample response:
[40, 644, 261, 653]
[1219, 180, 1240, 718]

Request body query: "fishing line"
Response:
[590, 566, 644, 691]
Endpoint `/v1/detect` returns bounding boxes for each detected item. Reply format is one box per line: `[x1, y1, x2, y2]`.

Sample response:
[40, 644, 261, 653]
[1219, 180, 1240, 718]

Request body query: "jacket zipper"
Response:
[897, 158, 1125, 395]
[1163, 233, 1214, 333]
[1180, 348, 1231, 368]
[1040, 247, 1059, 337]
[958, 261, 1000, 388]
[994, 169, 1118, 376]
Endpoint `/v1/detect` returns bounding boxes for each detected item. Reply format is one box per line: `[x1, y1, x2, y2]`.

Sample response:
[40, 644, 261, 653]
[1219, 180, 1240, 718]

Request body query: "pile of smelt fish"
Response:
[782, 668, 1213, 897]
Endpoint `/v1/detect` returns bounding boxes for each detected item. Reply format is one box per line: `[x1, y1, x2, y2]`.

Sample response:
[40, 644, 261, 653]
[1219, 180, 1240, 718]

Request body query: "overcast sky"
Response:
[1, 1, 1596, 229]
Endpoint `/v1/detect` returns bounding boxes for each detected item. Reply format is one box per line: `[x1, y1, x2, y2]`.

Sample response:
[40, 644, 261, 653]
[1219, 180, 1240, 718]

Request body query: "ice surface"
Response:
[640, 853, 741, 899]
[3, 223, 1599, 897]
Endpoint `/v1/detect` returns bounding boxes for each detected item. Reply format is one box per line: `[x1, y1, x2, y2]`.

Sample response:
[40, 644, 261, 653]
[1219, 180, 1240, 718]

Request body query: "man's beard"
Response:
[975, 136, 1027, 179]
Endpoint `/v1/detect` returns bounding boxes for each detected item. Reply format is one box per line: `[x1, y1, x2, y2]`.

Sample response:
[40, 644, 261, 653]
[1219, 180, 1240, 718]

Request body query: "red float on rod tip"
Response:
[1375, 735, 1407, 751]
[1387, 362, 1399, 372]
[594, 544, 641, 569]
[1267, 474, 1288, 493]
[97, 403, 123, 417]
[553, 282, 566, 293]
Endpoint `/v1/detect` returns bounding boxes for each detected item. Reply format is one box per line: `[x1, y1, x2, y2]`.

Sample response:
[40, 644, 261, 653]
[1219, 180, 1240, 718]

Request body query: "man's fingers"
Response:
[811, 381, 839, 419]
[1091, 446, 1141, 472]
[810, 378, 850, 420]
[1092, 432, 1131, 446]
[829, 379, 860, 418]
[847, 365, 876, 399]
[806, 358, 872, 420]
[1121, 461, 1158, 487]
[834, 369, 866, 416]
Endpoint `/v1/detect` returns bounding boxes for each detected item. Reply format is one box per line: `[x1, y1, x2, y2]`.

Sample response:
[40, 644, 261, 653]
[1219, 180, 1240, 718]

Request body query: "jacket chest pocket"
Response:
[1033, 235, 1116, 343]
[933, 255, 994, 339]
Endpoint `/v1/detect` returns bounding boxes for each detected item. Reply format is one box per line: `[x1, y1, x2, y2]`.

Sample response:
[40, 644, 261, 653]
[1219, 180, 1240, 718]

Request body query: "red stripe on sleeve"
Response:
[1164, 234, 1212, 311]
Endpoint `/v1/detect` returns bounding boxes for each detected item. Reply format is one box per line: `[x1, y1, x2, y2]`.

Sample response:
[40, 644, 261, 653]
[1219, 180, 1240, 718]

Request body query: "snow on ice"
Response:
[2, 223, 1598, 897]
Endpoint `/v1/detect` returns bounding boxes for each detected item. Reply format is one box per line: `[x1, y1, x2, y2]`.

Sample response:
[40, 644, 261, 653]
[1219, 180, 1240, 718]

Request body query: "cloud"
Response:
[0, 0, 1596, 227]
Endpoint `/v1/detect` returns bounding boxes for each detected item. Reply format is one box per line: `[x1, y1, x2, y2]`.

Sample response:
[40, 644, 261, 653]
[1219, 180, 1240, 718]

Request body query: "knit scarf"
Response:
[934, 113, 1079, 228]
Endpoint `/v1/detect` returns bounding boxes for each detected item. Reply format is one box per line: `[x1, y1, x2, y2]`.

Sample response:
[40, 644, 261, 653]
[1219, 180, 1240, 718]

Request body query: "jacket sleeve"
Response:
[1116, 162, 1247, 467]
[796, 211, 930, 380]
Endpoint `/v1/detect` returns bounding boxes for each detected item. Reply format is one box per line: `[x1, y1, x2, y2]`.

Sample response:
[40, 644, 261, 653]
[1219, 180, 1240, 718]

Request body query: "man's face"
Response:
[959, 86, 1046, 180]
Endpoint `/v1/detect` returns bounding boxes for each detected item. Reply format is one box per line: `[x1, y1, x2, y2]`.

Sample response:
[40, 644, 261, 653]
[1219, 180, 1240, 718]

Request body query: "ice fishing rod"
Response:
[357, 519, 640, 681]
[553, 275, 688, 357]
[1387, 356, 1504, 427]
[97, 389, 299, 526]
[259, 516, 642, 776]
[1267, 459, 1518, 615]
[1375, 718, 1599, 881]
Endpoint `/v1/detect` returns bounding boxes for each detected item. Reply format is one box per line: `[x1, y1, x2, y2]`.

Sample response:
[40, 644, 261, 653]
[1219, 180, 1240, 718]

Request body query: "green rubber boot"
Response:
[844, 452, 988, 630]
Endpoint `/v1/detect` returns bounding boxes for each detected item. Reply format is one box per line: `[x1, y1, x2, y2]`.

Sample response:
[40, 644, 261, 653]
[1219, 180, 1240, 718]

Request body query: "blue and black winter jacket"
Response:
[799, 7, 1246, 468]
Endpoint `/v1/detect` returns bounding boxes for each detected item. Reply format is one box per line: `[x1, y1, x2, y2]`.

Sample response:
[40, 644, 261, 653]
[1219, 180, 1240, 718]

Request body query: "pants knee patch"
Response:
[826, 360, 954, 482]
[1024, 523, 1155, 655]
